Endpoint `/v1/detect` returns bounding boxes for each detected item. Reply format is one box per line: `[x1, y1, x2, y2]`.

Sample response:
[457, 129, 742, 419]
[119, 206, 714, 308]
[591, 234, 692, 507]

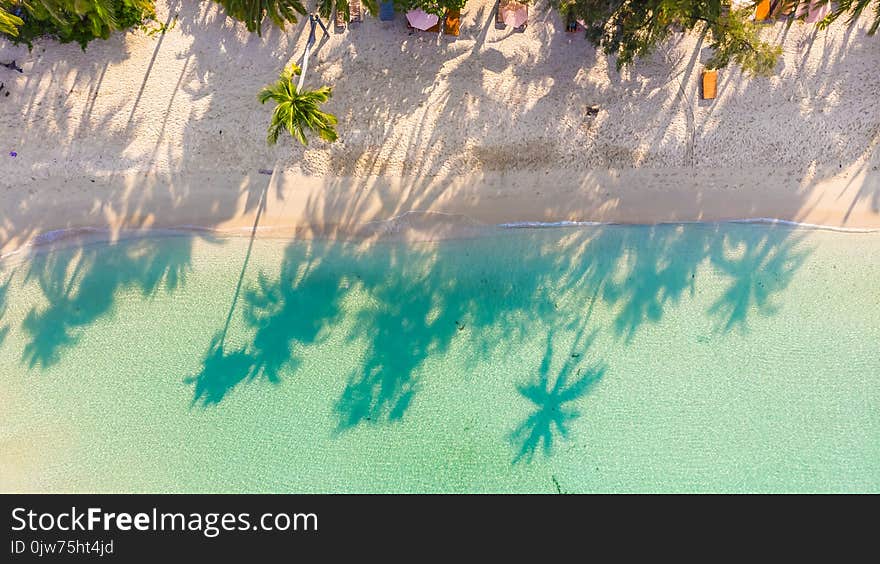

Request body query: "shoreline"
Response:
[2, 190, 879, 265]
[2, 165, 879, 258]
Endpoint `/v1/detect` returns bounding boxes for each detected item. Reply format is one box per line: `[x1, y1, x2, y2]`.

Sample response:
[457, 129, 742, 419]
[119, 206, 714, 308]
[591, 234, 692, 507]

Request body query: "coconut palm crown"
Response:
[258, 63, 338, 146]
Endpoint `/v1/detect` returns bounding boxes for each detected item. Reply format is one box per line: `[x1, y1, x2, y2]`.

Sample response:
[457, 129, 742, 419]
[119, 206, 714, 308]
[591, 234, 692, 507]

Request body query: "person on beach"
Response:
[1, 60, 23, 73]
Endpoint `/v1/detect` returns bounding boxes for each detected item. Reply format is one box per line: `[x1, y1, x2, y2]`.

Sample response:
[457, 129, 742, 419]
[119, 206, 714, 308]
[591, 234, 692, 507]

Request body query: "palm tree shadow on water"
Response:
[509, 329, 606, 465]
[183, 220, 811, 465]
[333, 246, 477, 430]
[18, 234, 197, 369]
[707, 227, 811, 333]
[186, 241, 352, 405]
[187, 183, 272, 405]
[187, 186, 349, 406]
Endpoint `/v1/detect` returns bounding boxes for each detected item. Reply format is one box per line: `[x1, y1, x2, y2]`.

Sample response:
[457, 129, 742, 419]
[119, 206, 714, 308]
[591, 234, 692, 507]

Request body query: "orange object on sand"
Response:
[702, 70, 717, 100]
[755, 0, 771, 21]
[444, 9, 461, 36]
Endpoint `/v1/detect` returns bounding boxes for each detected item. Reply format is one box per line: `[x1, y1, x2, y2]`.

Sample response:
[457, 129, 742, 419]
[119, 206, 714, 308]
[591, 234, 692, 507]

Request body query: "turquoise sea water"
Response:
[0, 223, 878, 493]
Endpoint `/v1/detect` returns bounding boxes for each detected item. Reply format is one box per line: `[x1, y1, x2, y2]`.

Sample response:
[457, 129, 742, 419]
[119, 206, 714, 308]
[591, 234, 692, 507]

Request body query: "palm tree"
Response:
[0, 5, 23, 36]
[820, 0, 880, 34]
[214, 0, 307, 34]
[259, 14, 338, 145]
[259, 64, 338, 145]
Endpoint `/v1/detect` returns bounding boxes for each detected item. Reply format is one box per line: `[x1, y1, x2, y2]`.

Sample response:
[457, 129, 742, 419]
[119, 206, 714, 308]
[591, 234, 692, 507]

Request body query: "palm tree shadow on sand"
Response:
[510, 330, 606, 464]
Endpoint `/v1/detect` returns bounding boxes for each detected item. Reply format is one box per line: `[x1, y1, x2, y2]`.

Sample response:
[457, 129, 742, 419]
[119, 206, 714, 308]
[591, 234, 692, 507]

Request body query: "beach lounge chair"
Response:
[702, 70, 717, 100]
[350, 0, 363, 22]
[565, 10, 577, 32]
[444, 9, 461, 36]
[755, 0, 771, 21]
[335, 6, 346, 30]
[379, 0, 394, 21]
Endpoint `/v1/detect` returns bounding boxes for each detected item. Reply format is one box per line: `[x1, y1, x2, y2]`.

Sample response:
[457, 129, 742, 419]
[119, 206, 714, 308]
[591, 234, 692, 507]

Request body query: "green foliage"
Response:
[0, 2, 24, 37]
[817, 0, 880, 35]
[258, 64, 339, 146]
[318, 0, 347, 21]
[212, 0, 306, 35]
[363, 0, 379, 14]
[706, 6, 781, 75]
[393, 0, 466, 17]
[556, 0, 781, 76]
[2, 1, 155, 49]
[141, 12, 176, 37]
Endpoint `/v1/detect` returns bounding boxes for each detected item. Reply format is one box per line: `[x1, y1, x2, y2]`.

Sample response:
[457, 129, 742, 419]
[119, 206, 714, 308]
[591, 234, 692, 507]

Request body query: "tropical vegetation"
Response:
[1, 0, 155, 48]
[0, 2, 23, 36]
[556, 0, 781, 76]
[819, 0, 880, 34]
[212, 0, 306, 34]
[393, 0, 467, 17]
[259, 63, 339, 145]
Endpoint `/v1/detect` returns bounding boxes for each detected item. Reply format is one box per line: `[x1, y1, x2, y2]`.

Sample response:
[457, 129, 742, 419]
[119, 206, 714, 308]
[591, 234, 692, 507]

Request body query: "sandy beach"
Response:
[1, 1, 878, 254]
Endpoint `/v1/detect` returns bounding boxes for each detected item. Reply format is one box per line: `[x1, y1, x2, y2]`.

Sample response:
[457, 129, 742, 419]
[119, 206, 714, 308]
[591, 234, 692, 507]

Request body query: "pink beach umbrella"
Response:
[795, 0, 832, 22]
[805, 0, 832, 23]
[500, 1, 528, 28]
[406, 9, 439, 31]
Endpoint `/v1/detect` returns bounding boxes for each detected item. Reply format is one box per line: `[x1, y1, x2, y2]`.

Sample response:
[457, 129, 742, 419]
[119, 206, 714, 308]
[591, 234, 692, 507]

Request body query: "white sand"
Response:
[1, 1, 879, 253]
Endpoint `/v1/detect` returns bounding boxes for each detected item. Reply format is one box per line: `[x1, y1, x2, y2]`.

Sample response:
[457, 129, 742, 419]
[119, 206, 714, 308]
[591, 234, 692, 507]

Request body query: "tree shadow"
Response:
[19, 234, 202, 369]
[181, 218, 813, 434]
[0, 2, 839, 414]
[599, 225, 709, 341]
[187, 237, 349, 406]
[509, 329, 605, 464]
[334, 244, 470, 429]
[186, 332, 255, 406]
[707, 225, 811, 333]
[0, 268, 12, 348]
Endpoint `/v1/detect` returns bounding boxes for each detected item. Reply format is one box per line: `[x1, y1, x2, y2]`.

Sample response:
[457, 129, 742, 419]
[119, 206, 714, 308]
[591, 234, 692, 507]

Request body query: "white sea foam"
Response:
[727, 218, 880, 233]
[498, 221, 612, 228]
[3, 216, 879, 263]
[499, 218, 880, 233]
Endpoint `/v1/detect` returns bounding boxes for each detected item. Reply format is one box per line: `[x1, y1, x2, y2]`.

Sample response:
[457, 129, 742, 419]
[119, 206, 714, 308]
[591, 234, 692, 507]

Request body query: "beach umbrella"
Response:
[500, 1, 528, 29]
[406, 9, 439, 31]
[805, 0, 832, 23]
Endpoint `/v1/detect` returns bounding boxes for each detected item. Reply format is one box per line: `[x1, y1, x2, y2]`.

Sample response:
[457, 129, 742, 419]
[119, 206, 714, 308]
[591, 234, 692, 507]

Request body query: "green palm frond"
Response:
[362, 0, 378, 15]
[213, 0, 307, 35]
[259, 64, 339, 146]
[819, 0, 880, 35]
[0, 4, 24, 36]
[2, 1, 155, 44]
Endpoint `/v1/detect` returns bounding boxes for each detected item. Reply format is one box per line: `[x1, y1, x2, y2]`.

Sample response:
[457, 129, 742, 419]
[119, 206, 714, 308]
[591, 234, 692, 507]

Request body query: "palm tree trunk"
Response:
[297, 15, 320, 93]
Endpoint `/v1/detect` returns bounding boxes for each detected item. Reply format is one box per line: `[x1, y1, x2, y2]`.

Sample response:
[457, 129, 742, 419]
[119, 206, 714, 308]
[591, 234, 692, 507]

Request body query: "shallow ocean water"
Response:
[0, 223, 878, 492]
